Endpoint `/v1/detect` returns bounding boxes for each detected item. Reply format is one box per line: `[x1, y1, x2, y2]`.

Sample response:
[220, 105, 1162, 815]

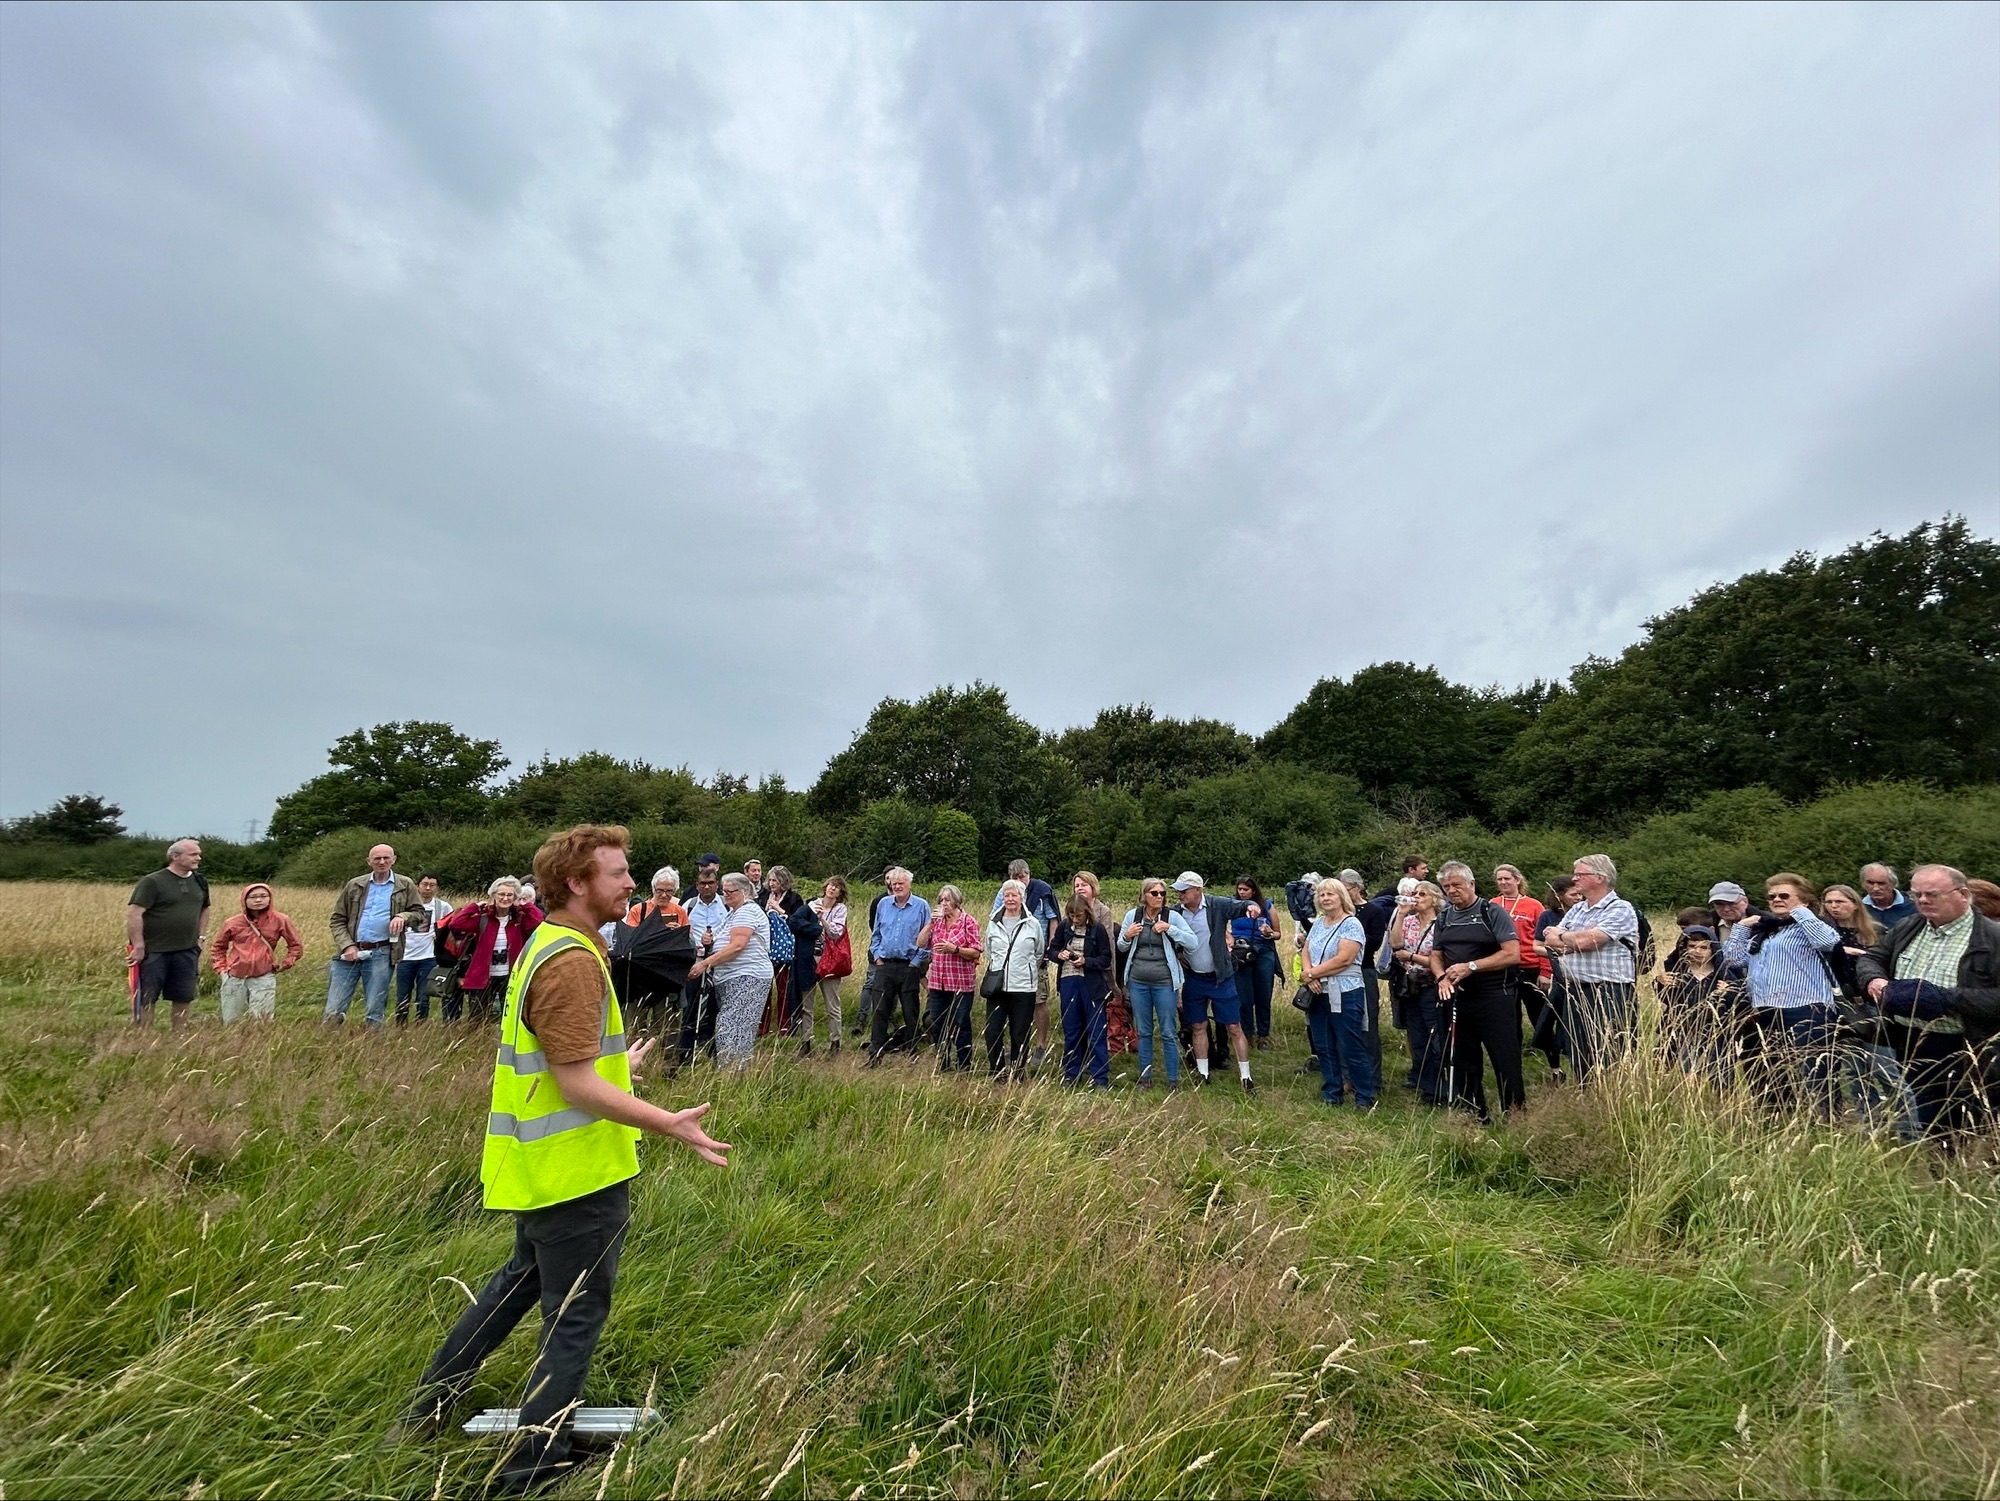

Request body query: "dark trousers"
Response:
[1405, 980, 1446, 1103]
[1890, 1025, 1984, 1137]
[395, 958, 438, 1023]
[1561, 979, 1636, 1082]
[1058, 974, 1110, 1087]
[926, 988, 975, 1070]
[676, 978, 717, 1064]
[869, 963, 923, 1054]
[1743, 1004, 1838, 1118]
[1518, 977, 1560, 1068]
[404, 1180, 631, 1489]
[1447, 982, 1525, 1119]
[985, 990, 1034, 1075]
[1232, 945, 1278, 1038]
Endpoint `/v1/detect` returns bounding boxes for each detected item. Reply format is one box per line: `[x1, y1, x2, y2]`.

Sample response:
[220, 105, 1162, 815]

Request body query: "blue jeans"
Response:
[395, 957, 438, 1023]
[1058, 974, 1110, 1087]
[1233, 944, 1279, 1038]
[1841, 1041, 1921, 1144]
[1746, 1003, 1839, 1118]
[326, 947, 393, 1026]
[1306, 987, 1378, 1107]
[1128, 981, 1181, 1085]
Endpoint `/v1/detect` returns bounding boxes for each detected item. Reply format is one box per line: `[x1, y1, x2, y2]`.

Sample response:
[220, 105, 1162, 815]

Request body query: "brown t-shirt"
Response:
[521, 933, 609, 1066]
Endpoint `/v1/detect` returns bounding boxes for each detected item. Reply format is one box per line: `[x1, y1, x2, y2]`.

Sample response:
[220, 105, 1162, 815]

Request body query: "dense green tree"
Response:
[928, 809, 980, 879]
[809, 683, 1075, 872]
[268, 722, 506, 845]
[1492, 520, 2000, 827]
[1053, 705, 1254, 793]
[845, 796, 934, 880]
[1259, 663, 1538, 822]
[495, 752, 703, 828]
[3, 793, 127, 844]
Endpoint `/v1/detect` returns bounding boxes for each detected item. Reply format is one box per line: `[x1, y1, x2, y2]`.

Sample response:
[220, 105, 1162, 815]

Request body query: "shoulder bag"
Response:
[981, 921, 1027, 1002]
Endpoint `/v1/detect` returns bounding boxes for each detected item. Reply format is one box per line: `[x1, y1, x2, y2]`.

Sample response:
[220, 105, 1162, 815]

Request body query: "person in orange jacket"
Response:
[207, 883, 305, 1022]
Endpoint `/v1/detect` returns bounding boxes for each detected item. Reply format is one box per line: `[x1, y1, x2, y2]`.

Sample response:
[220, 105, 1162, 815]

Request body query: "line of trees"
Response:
[7, 520, 1996, 899]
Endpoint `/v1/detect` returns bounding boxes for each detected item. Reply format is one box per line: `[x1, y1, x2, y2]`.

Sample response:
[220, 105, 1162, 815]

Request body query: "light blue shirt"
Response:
[686, 895, 729, 947]
[1179, 898, 1216, 974]
[356, 876, 394, 943]
[871, 894, 932, 960]
[1721, 907, 1839, 1010]
[1309, 915, 1367, 1010]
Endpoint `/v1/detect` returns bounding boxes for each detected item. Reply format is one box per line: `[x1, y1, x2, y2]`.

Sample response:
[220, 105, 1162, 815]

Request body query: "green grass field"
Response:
[1, 881, 1996, 1499]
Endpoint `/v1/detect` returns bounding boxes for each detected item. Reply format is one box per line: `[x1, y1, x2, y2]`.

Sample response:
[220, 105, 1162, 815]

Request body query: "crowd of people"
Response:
[123, 837, 2000, 1142]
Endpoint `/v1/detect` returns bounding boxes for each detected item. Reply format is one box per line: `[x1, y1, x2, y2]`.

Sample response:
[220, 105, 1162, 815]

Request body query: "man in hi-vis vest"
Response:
[395, 825, 730, 1493]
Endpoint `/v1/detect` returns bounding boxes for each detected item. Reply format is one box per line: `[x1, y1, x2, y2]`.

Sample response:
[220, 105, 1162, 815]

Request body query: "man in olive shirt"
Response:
[127, 839, 211, 1028]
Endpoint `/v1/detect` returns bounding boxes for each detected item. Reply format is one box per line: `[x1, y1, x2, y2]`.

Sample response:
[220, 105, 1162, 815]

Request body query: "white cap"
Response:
[1171, 871, 1204, 891]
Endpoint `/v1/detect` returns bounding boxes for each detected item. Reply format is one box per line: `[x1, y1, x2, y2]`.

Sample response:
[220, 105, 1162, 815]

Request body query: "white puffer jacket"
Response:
[984, 914, 1045, 993]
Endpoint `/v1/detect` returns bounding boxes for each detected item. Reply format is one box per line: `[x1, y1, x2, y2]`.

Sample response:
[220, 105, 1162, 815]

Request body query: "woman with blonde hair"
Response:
[1388, 880, 1446, 1104]
[1299, 877, 1374, 1109]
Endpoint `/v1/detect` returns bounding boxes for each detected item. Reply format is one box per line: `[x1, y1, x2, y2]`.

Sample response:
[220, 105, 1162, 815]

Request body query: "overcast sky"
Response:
[2, 2, 1995, 838]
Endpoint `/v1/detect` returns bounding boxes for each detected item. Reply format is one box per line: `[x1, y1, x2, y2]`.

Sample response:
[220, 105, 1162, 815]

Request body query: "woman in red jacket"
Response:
[438, 876, 544, 1024]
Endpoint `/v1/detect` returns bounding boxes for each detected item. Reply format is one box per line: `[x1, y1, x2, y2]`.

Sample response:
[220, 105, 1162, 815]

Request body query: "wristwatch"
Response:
[1468, 959, 1478, 973]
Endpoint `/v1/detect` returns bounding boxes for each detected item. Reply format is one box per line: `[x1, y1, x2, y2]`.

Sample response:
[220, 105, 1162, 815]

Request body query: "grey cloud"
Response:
[0, 1, 1994, 833]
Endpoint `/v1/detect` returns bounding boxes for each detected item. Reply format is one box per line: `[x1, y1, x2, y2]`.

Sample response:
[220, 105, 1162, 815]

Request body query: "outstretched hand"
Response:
[665, 1102, 732, 1168]
[628, 1037, 657, 1072]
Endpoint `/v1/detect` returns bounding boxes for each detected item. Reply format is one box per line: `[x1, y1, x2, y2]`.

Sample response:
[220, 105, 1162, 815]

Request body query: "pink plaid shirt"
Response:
[927, 909, 982, 992]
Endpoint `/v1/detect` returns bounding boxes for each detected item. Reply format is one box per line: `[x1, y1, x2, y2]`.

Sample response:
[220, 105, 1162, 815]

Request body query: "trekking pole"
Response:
[1444, 984, 1458, 1109]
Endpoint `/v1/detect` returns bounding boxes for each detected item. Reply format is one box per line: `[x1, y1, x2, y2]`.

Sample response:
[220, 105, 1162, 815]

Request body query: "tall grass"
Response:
[0, 883, 1995, 1498]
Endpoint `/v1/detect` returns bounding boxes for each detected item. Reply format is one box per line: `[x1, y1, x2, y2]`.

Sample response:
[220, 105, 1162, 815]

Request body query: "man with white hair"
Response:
[1543, 853, 1640, 1082]
[1858, 863, 2000, 1135]
[867, 867, 932, 1065]
[1860, 864, 1917, 931]
[126, 838, 210, 1028]
[327, 843, 425, 1028]
[1171, 871, 1263, 1093]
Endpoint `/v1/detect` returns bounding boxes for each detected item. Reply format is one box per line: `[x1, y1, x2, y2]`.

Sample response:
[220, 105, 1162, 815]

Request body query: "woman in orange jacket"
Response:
[207, 883, 304, 1022]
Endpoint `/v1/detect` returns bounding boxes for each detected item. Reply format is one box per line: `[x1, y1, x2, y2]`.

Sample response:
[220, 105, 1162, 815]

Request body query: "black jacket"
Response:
[1855, 911, 2000, 1080]
[1049, 917, 1114, 1000]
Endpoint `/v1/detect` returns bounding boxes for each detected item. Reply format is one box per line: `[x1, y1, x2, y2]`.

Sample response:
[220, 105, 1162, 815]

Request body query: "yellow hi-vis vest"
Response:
[481, 921, 640, 1211]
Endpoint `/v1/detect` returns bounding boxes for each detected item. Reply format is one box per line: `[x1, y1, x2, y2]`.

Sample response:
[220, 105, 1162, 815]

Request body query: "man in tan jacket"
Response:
[326, 844, 427, 1028]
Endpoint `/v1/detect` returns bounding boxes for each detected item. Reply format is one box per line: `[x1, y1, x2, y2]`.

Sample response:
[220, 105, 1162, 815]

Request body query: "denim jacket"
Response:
[1116, 908, 1200, 989]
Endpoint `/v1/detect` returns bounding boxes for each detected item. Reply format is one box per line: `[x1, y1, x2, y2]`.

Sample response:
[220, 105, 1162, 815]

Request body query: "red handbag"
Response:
[815, 926, 853, 980]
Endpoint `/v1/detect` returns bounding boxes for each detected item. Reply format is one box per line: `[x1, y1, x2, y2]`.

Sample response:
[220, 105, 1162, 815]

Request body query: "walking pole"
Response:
[1444, 983, 1458, 1110]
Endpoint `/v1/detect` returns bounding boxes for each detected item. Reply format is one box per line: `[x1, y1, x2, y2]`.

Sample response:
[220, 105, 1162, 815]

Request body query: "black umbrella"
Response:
[609, 906, 697, 1015]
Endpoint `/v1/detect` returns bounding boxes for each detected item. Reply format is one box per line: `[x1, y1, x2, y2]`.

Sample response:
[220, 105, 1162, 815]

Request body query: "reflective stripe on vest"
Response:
[480, 921, 640, 1211]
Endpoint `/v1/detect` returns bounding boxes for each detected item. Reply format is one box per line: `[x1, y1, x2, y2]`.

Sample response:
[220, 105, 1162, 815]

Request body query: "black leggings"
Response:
[985, 990, 1034, 1075]
[1448, 982, 1525, 1119]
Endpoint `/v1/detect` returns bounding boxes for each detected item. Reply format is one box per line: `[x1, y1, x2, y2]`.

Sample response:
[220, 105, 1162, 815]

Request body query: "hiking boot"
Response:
[797, 1039, 813, 1059]
[827, 1039, 840, 1058]
[1241, 1076, 1257, 1096]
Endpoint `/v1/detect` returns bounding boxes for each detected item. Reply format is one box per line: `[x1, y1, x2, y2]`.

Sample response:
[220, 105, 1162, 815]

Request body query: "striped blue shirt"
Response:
[1555, 892, 1639, 983]
[1721, 908, 1839, 1010]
